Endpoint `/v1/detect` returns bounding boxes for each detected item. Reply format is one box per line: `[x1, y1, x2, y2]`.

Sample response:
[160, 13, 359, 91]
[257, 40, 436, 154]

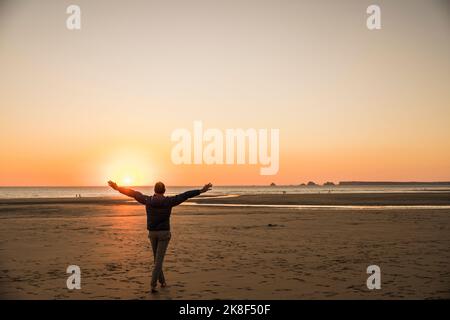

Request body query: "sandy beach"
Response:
[0, 194, 449, 299]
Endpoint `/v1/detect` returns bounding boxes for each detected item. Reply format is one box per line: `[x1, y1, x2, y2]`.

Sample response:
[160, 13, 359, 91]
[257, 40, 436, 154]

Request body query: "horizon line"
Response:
[2, 181, 450, 188]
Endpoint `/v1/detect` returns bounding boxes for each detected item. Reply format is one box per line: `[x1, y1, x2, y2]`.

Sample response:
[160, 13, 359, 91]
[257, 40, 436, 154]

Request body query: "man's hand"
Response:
[108, 180, 118, 190]
[200, 183, 212, 193]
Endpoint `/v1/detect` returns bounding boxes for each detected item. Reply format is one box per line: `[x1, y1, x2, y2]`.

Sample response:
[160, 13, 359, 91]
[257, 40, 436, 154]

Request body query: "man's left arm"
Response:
[169, 183, 212, 206]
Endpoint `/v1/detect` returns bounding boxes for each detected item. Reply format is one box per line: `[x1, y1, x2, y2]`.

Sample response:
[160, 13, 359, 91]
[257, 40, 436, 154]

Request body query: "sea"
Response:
[0, 184, 449, 199]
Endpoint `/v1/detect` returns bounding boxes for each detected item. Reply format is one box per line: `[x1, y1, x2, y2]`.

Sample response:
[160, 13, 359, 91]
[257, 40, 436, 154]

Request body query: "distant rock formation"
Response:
[270, 182, 276, 186]
[307, 181, 317, 186]
[339, 181, 450, 186]
[323, 182, 335, 186]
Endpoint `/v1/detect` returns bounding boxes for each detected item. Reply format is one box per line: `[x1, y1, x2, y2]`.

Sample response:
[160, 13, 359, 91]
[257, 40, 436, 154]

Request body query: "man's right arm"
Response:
[108, 181, 148, 204]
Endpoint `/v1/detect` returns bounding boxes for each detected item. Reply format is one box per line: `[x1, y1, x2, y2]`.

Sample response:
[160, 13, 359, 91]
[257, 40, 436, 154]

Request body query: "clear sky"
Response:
[0, 0, 449, 186]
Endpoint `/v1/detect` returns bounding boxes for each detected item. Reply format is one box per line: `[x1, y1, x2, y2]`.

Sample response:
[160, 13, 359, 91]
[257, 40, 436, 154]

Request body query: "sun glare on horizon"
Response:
[122, 176, 133, 186]
[101, 149, 156, 186]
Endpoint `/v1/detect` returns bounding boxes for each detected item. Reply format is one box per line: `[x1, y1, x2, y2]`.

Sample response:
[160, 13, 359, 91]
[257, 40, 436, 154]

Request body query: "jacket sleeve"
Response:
[167, 189, 201, 207]
[132, 191, 149, 205]
[116, 187, 149, 205]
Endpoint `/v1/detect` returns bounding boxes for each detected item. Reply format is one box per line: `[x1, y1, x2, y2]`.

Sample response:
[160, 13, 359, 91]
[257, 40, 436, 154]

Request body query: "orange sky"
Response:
[0, 0, 449, 186]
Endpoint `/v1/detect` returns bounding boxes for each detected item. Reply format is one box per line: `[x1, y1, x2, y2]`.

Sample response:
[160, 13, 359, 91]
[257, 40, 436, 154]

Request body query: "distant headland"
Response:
[269, 181, 450, 187]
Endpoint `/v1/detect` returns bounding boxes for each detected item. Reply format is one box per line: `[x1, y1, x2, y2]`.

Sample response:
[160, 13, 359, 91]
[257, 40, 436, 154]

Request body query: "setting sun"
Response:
[122, 176, 133, 186]
[100, 148, 156, 186]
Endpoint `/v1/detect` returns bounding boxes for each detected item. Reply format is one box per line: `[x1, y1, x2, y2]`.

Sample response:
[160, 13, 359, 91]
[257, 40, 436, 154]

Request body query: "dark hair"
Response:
[154, 181, 166, 194]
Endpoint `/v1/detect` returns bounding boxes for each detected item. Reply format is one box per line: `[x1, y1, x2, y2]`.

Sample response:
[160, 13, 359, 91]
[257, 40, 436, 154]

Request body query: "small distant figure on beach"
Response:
[108, 180, 212, 293]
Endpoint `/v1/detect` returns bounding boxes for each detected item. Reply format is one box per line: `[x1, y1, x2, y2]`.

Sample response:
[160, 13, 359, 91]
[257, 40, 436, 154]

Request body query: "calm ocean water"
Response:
[0, 185, 448, 199]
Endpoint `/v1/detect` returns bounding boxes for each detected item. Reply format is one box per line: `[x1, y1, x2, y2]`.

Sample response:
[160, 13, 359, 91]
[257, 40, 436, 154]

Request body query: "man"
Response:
[107, 180, 212, 293]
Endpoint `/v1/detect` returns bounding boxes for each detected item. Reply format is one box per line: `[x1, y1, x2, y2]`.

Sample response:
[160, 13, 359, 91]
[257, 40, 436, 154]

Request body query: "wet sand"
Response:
[193, 192, 450, 206]
[0, 194, 449, 299]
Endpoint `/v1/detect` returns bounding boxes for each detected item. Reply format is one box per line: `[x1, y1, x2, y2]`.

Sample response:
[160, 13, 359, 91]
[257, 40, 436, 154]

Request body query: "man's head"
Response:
[154, 181, 166, 194]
